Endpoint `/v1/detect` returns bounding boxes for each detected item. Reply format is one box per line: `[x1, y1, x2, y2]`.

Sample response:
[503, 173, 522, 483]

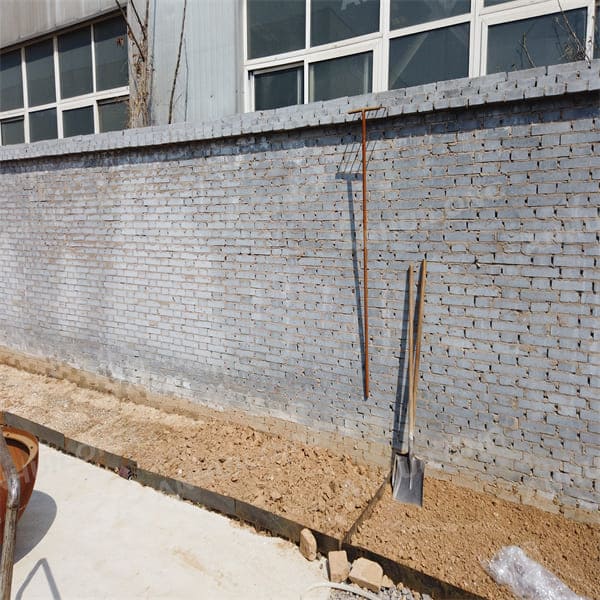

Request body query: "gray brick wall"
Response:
[1, 61, 599, 518]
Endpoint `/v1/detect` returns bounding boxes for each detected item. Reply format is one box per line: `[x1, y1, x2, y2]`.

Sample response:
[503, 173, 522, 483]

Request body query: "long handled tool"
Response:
[392, 260, 427, 506]
[347, 106, 382, 399]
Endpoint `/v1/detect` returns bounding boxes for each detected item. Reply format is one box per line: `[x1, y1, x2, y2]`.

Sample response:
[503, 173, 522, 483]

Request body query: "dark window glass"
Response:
[63, 105, 94, 137]
[255, 66, 303, 110]
[58, 27, 93, 98]
[595, 4, 599, 59]
[29, 108, 57, 142]
[311, 0, 379, 47]
[389, 23, 469, 89]
[390, 0, 470, 30]
[487, 9, 587, 74]
[310, 51, 372, 102]
[1, 117, 25, 145]
[94, 16, 128, 90]
[25, 40, 56, 107]
[484, 0, 513, 5]
[247, 0, 305, 59]
[98, 97, 129, 131]
[0, 50, 24, 111]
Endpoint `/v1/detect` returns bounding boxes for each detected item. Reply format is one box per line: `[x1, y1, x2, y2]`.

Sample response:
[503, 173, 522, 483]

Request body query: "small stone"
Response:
[230, 473, 238, 482]
[382, 574, 394, 588]
[299, 528, 317, 561]
[328, 550, 350, 583]
[270, 490, 282, 501]
[349, 557, 383, 592]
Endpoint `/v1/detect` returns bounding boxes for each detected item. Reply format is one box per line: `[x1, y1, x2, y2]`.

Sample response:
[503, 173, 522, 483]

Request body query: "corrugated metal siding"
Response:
[0, 0, 117, 48]
[150, 0, 242, 124]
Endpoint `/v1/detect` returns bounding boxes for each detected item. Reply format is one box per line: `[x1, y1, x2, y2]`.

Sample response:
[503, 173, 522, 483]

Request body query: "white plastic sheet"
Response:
[487, 546, 587, 600]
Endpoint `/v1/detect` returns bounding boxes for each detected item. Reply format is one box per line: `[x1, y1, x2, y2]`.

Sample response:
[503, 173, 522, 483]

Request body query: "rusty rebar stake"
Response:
[348, 106, 382, 398]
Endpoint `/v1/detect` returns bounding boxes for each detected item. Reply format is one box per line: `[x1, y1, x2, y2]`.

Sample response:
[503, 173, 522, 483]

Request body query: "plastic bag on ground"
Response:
[486, 546, 587, 600]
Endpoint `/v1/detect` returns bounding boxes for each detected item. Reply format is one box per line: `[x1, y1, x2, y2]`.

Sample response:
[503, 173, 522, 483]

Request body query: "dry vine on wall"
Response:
[115, 0, 152, 128]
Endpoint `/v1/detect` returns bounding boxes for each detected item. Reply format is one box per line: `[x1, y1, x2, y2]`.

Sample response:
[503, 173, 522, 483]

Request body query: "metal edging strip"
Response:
[1, 412, 65, 451]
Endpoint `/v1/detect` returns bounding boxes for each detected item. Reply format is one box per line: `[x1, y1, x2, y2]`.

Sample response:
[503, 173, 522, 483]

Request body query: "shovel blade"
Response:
[392, 453, 424, 507]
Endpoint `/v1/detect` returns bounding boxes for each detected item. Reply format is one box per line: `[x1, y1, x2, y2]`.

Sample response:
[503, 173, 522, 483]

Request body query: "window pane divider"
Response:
[388, 13, 472, 39]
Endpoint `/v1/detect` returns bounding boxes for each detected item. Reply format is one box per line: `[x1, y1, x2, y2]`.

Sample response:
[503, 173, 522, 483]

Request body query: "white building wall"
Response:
[149, 0, 242, 124]
[0, 0, 117, 48]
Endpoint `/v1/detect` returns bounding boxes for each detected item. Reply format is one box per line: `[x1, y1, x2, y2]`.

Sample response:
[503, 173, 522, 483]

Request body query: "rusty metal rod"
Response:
[0, 430, 20, 600]
[348, 106, 382, 398]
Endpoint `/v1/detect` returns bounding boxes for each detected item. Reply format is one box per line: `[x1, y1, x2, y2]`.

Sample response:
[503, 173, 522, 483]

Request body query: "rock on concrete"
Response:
[300, 528, 317, 561]
[349, 557, 383, 592]
[328, 550, 350, 583]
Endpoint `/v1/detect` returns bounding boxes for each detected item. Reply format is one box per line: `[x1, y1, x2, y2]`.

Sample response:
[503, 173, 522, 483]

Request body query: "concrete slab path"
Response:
[11, 444, 329, 599]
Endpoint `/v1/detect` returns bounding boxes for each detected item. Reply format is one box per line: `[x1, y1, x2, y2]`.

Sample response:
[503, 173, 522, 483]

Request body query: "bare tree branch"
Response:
[557, 0, 589, 63]
[114, 0, 145, 60]
[128, 0, 146, 39]
[168, 0, 187, 125]
[520, 34, 536, 69]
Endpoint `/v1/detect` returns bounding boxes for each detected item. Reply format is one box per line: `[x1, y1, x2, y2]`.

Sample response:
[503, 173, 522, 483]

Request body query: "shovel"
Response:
[392, 260, 427, 506]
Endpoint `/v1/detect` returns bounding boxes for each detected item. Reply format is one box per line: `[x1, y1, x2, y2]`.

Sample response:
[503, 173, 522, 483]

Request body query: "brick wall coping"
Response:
[1, 59, 599, 164]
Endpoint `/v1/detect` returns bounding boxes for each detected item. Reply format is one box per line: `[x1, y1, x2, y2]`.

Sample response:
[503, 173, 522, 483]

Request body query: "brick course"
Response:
[1, 61, 598, 518]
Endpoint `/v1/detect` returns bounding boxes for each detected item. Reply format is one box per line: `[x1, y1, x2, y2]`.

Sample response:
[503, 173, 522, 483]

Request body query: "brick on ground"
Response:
[349, 557, 383, 592]
[328, 550, 350, 583]
[299, 528, 317, 561]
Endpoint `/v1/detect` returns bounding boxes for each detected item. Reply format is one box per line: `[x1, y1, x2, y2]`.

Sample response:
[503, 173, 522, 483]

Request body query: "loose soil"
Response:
[0, 364, 598, 599]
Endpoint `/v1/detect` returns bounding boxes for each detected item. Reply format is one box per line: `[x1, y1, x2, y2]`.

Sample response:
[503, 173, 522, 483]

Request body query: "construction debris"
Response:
[349, 557, 383, 592]
[328, 550, 350, 583]
[300, 528, 317, 561]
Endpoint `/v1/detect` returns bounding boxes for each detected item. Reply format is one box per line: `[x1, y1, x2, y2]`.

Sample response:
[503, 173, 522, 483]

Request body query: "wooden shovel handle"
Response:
[407, 264, 415, 444]
[412, 259, 427, 404]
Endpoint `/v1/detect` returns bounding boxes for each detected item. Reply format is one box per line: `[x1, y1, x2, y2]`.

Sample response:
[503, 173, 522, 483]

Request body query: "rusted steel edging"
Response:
[2, 412, 65, 451]
[1, 412, 484, 599]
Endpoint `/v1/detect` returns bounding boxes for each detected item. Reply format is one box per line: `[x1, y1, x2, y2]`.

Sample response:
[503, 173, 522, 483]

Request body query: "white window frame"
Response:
[243, 0, 597, 112]
[0, 13, 129, 146]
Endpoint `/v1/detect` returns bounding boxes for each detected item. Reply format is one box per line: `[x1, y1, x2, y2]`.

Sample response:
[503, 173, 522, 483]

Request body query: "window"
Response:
[26, 40, 56, 107]
[98, 97, 129, 132]
[94, 16, 128, 90]
[247, 0, 306, 59]
[244, 0, 597, 112]
[487, 9, 587, 73]
[311, 0, 379, 46]
[389, 24, 470, 90]
[310, 52, 373, 102]
[594, 3, 600, 58]
[0, 50, 23, 111]
[63, 106, 94, 137]
[0, 13, 128, 146]
[58, 28, 93, 99]
[29, 108, 58, 142]
[1, 117, 24, 145]
[254, 66, 304, 110]
[390, 0, 470, 30]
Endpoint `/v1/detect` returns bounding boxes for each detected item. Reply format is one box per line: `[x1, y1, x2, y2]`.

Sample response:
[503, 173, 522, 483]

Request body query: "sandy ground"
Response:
[1, 364, 598, 599]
